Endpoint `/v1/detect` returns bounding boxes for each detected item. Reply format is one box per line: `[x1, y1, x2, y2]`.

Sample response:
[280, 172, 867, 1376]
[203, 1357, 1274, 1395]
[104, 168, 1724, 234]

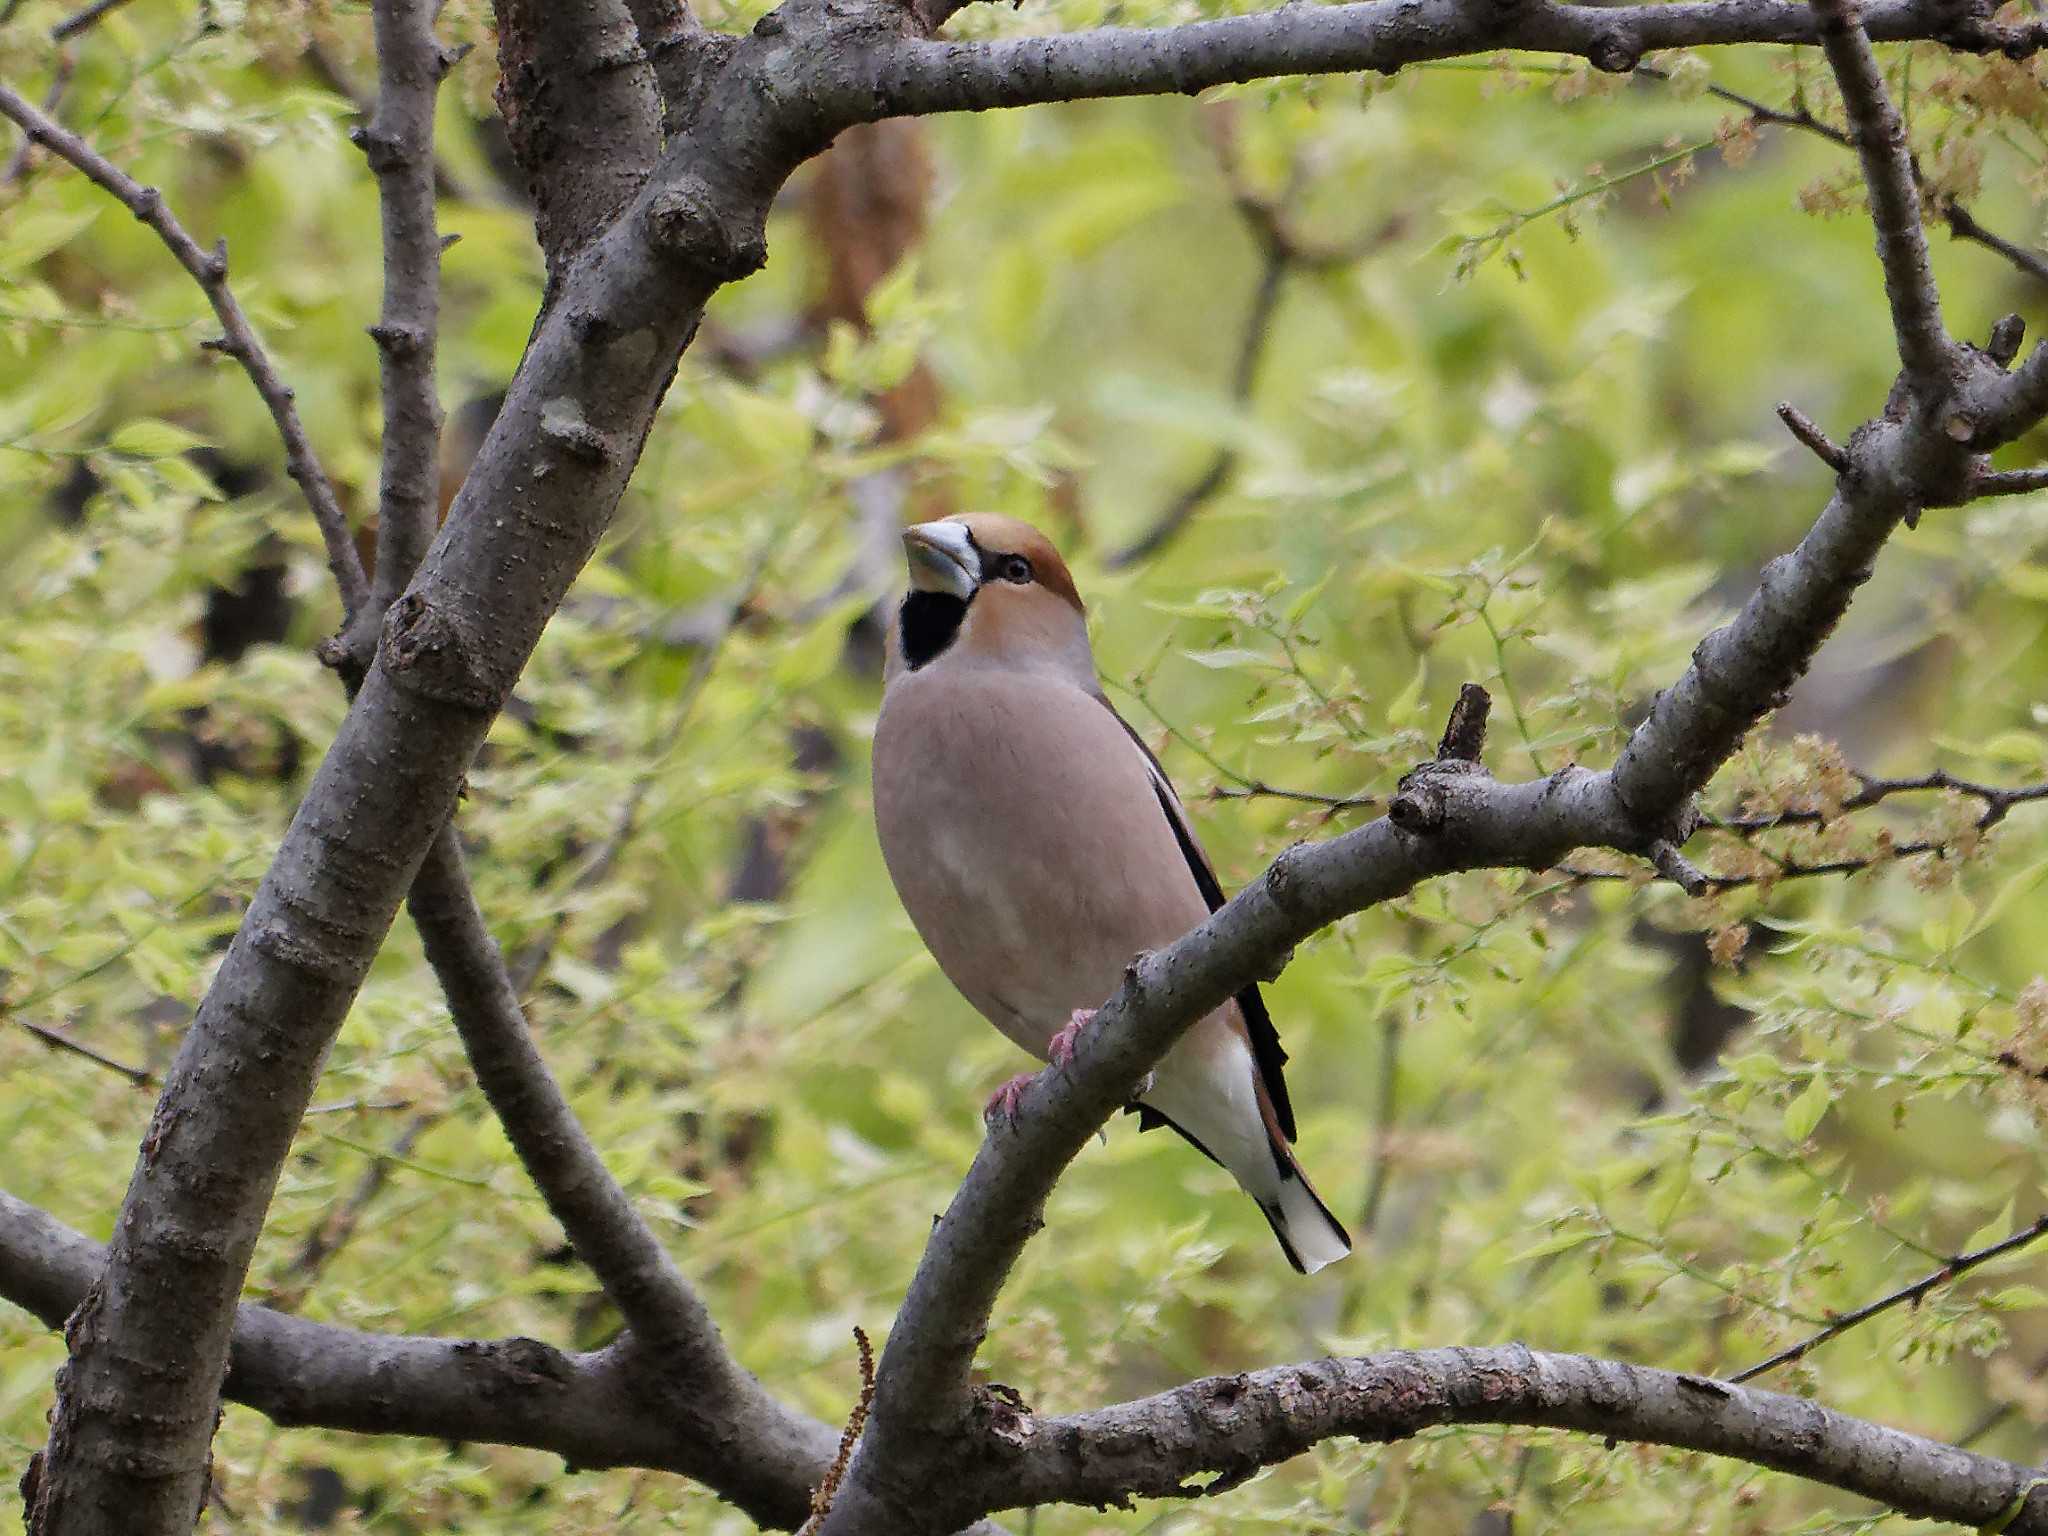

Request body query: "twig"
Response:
[799, 1327, 878, 1536]
[1975, 466, 2048, 497]
[1105, 104, 1401, 569]
[1357, 1012, 1403, 1233]
[1776, 401, 1851, 472]
[1729, 1213, 2048, 1383]
[1810, 0, 1953, 392]
[1634, 60, 2048, 294]
[12, 1017, 155, 1086]
[1210, 781, 1380, 814]
[0, 53, 71, 187]
[1647, 837, 1711, 897]
[303, 40, 480, 207]
[1722, 767, 2048, 833]
[50, 0, 139, 40]
[0, 81, 370, 617]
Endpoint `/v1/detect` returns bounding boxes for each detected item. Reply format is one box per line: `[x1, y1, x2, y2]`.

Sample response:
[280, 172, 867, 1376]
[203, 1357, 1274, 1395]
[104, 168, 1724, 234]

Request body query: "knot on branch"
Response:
[1390, 760, 1482, 834]
[1588, 30, 1640, 72]
[1391, 684, 1494, 833]
[539, 396, 619, 465]
[646, 176, 769, 284]
[380, 592, 498, 711]
[453, 1336, 574, 1392]
[972, 1381, 1034, 1450]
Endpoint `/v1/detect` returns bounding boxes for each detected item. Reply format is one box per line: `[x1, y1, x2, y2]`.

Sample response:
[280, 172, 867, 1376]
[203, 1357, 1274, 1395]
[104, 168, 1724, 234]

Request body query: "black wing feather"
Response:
[1109, 709, 1298, 1144]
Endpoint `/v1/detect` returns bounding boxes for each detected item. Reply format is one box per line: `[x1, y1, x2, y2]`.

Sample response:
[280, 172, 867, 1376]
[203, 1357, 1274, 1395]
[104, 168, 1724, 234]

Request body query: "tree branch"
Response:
[22, 18, 823, 1528]
[20, 0, 2048, 1528]
[838, 0, 2037, 124]
[0, 81, 370, 621]
[1810, 0, 1952, 394]
[495, 0, 664, 278]
[353, 0, 452, 663]
[404, 833, 719, 1357]
[991, 1348, 2048, 1529]
[1730, 1213, 2048, 1385]
[0, 1190, 841, 1531]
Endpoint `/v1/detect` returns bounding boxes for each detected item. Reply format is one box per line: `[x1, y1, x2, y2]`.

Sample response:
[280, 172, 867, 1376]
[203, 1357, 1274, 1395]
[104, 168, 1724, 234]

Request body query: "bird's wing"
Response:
[1097, 697, 1298, 1144]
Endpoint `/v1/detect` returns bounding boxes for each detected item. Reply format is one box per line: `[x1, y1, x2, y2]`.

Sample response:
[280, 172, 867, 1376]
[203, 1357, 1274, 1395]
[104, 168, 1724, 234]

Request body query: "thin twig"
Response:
[1105, 103, 1401, 569]
[49, 0, 139, 40]
[0, 81, 370, 616]
[12, 1017, 155, 1085]
[1729, 1213, 2048, 1383]
[1357, 1012, 1402, 1233]
[1634, 59, 2048, 294]
[1777, 401, 1852, 472]
[0, 53, 71, 187]
[1943, 202, 2048, 288]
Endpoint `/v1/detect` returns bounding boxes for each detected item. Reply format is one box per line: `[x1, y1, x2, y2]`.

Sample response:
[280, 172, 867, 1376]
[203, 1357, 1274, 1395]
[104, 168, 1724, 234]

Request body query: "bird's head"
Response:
[891, 514, 1091, 683]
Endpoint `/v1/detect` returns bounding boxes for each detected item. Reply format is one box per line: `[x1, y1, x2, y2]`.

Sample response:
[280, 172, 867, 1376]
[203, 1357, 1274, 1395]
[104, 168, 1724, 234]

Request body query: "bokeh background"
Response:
[3, 1, 2048, 1530]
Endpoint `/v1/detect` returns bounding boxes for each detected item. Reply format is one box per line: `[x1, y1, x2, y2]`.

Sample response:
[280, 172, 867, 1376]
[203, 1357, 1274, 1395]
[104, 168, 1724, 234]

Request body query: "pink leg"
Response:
[983, 1072, 1037, 1125]
[1047, 1007, 1097, 1068]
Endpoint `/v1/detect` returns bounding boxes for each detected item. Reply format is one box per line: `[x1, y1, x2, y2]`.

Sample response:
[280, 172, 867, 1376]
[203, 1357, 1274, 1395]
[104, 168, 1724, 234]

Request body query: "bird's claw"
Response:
[1047, 1007, 1096, 1068]
[983, 1072, 1038, 1125]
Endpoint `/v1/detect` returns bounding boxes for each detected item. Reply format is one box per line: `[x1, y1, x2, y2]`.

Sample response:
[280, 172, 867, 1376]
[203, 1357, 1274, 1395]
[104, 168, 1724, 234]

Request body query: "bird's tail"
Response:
[1253, 1142, 1352, 1275]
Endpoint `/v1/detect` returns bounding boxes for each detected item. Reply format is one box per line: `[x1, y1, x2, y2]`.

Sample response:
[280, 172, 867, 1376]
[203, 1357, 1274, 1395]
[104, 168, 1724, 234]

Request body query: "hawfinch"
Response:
[872, 513, 1353, 1274]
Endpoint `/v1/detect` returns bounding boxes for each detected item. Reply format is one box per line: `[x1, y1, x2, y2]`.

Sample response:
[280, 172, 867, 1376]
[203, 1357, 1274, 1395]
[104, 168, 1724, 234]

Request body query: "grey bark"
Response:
[6, 0, 2046, 1529]
[358, 0, 451, 653]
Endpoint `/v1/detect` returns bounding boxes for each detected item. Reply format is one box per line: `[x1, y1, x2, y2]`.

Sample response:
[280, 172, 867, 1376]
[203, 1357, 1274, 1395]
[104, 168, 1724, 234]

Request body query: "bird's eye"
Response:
[999, 554, 1032, 584]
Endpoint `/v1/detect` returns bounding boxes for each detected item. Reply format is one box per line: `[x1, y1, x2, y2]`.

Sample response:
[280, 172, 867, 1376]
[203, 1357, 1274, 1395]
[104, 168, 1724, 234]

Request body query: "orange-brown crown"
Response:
[943, 513, 1084, 615]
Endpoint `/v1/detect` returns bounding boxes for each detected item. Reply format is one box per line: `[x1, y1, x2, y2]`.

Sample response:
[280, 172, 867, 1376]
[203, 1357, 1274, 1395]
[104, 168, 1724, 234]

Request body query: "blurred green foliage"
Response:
[3, 2, 2048, 1532]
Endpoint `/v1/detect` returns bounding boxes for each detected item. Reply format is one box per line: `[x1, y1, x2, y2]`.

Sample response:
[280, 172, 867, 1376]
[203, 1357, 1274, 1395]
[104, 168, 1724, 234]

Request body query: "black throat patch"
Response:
[900, 589, 970, 670]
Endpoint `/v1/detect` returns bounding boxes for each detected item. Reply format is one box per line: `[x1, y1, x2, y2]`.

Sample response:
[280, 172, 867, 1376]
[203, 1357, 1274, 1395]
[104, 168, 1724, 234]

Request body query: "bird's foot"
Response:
[1047, 1007, 1097, 1068]
[983, 1072, 1038, 1125]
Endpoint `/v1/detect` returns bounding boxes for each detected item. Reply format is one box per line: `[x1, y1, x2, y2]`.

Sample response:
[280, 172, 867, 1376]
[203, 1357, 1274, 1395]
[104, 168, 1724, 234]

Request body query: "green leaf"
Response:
[1781, 1074, 1830, 1143]
[109, 419, 208, 458]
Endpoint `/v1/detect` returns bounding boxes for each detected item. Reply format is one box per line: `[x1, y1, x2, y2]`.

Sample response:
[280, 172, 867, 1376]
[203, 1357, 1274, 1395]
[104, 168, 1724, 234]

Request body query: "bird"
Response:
[870, 512, 1352, 1274]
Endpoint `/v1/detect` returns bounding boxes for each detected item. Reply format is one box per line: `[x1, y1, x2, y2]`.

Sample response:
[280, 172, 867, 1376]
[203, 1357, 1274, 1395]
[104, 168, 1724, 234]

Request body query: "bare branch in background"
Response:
[0, 82, 371, 619]
[1731, 1213, 2048, 1384]
[1107, 105, 1401, 570]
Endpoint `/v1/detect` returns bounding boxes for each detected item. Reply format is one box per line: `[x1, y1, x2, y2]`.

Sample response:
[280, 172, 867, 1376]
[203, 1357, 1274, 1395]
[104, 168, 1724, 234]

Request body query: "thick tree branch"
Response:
[841, 0, 2037, 124]
[495, 0, 664, 278]
[993, 1348, 2048, 1530]
[22, 19, 827, 1530]
[0, 81, 370, 620]
[0, 1191, 840, 1530]
[355, 0, 451, 661]
[9, 1196, 2043, 1531]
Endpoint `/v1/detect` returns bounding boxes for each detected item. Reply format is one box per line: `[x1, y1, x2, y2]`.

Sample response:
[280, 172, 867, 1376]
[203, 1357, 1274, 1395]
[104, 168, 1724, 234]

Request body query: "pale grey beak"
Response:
[903, 521, 978, 601]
